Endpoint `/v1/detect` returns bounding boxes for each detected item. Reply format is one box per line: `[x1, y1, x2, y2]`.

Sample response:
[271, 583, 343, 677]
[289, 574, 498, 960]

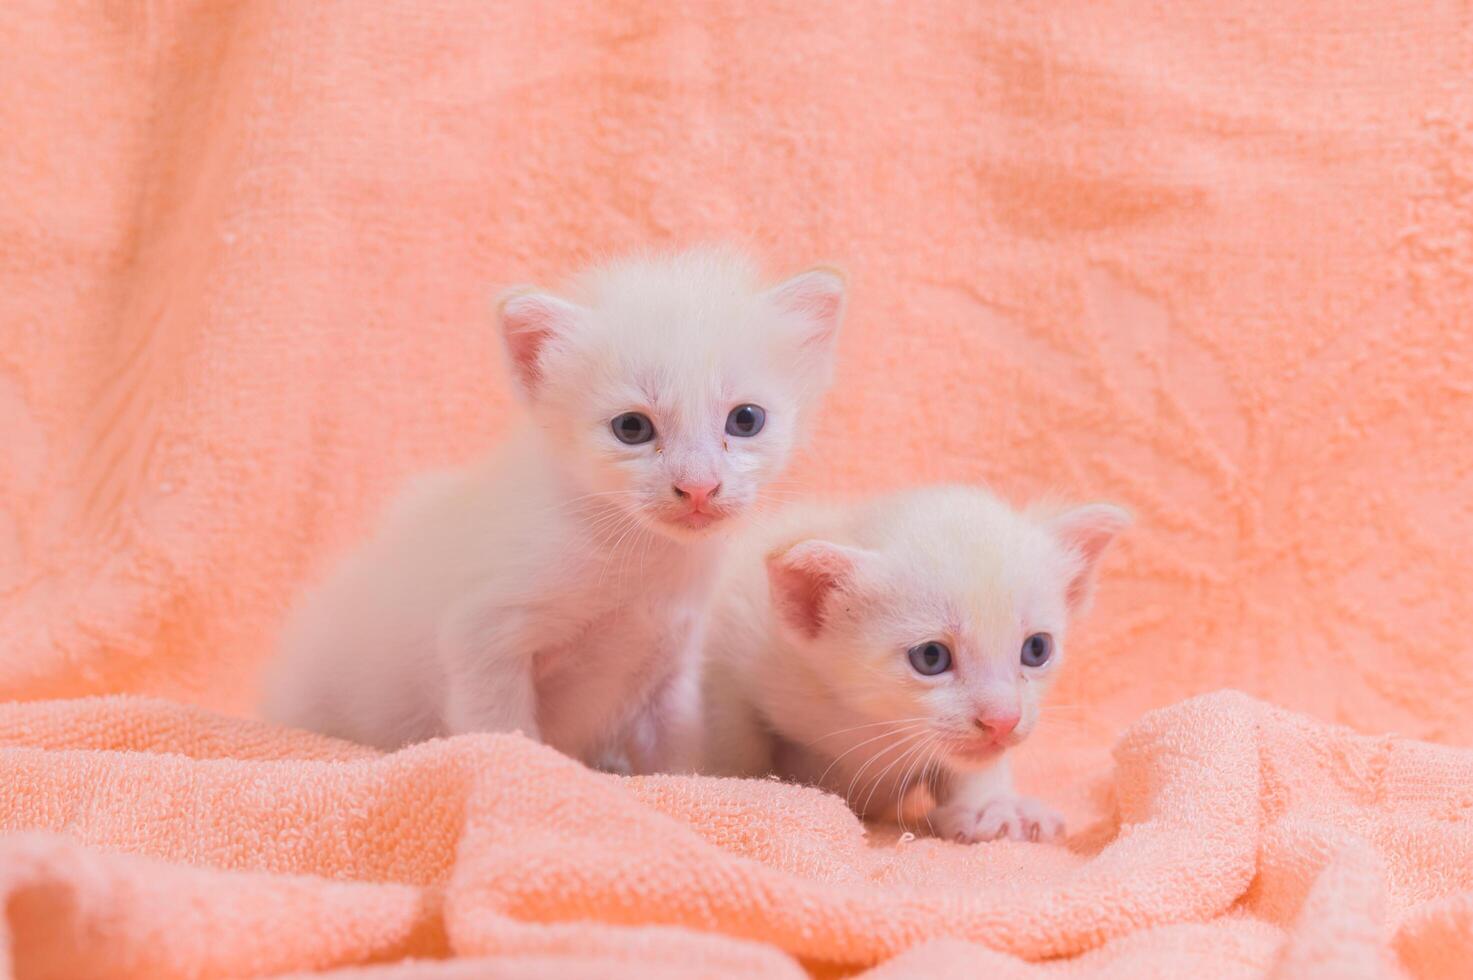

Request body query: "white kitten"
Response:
[263, 247, 844, 773]
[701, 485, 1128, 842]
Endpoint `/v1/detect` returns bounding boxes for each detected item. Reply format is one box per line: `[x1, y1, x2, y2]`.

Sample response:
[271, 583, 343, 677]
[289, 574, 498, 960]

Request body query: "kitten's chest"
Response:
[534, 547, 716, 681]
[531, 572, 711, 757]
[535, 596, 700, 679]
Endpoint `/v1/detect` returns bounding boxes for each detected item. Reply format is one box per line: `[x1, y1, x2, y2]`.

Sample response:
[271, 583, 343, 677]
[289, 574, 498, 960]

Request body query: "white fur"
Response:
[263, 247, 844, 771]
[701, 485, 1128, 842]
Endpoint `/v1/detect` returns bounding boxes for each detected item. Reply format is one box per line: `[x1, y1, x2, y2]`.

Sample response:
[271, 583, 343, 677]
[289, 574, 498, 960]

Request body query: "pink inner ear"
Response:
[498, 291, 577, 394]
[1050, 504, 1131, 613]
[766, 541, 854, 640]
[769, 269, 845, 350]
[1062, 561, 1095, 613]
[789, 291, 842, 337]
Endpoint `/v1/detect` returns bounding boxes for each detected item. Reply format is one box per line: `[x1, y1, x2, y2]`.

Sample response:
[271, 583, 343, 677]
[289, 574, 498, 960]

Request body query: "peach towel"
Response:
[3, 0, 1472, 976]
[0, 691, 1469, 976]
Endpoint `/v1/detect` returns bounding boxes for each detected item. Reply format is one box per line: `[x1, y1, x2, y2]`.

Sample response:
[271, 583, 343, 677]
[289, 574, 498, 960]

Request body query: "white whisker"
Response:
[816, 720, 932, 790]
[805, 716, 932, 747]
[845, 728, 930, 816]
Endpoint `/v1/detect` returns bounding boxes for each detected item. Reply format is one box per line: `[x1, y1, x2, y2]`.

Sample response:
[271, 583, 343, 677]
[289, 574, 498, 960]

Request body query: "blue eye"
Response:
[907, 641, 952, 676]
[611, 412, 655, 445]
[1021, 633, 1053, 667]
[725, 404, 766, 437]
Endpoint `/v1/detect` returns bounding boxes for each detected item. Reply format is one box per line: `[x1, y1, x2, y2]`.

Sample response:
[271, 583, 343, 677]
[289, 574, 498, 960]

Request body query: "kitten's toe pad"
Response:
[929, 797, 1065, 844]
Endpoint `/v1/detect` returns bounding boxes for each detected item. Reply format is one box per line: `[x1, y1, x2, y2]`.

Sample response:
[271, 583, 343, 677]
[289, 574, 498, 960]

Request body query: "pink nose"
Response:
[974, 710, 1020, 739]
[673, 481, 721, 511]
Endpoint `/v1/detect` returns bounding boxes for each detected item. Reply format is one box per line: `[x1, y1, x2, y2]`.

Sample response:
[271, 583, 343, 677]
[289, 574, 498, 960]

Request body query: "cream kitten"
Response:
[701, 485, 1128, 843]
[263, 247, 844, 773]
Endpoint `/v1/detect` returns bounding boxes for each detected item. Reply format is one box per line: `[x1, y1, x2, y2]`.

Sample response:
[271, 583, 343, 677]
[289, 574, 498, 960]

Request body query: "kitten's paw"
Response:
[928, 796, 1065, 844]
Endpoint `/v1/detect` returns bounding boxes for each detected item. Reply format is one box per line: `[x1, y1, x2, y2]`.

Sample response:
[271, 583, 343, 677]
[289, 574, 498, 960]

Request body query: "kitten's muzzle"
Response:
[943, 737, 1007, 766]
[973, 709, 1020, 740]
[655, 481, 740, 533]
[943, 709, 1026, 763]
[671, 481, 721, 512]
[666, 511, 722, 531]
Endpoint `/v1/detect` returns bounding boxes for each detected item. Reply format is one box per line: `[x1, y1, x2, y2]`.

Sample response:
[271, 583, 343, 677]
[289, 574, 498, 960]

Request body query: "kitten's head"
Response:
[495, 247, 844, 540]
[766, 487, 1128, 771]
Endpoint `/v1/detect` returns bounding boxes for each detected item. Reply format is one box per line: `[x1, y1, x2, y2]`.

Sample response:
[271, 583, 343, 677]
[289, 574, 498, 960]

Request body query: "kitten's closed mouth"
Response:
[945, 737, 1008, 764]
[666, 511, 724, 531]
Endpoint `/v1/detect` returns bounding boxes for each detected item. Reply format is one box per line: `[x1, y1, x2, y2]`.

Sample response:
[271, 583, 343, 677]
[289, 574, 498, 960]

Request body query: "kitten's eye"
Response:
[1021, 633, 1053, 667]
[611, 412, 655, 445]
[906, 641, 953, 677]
[725, 404, 766, 438]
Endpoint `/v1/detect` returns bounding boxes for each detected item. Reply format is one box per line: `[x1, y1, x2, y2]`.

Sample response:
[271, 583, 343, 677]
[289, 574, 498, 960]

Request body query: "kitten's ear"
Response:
[495, 288, 586, 397]
[1048, 503, 1132, 614]
[766, 538, 869, 641]
[766, 266, 846, 357]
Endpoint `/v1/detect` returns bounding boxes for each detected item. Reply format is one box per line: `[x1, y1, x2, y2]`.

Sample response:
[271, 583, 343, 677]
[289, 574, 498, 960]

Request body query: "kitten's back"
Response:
[261, 431, 567, 747]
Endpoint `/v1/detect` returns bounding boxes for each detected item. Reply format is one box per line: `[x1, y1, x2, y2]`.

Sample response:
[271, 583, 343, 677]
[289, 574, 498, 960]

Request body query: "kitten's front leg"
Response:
[624, 657, 703, 775]
[438, 598, 540, 741]
[928, 756, 1065, 844]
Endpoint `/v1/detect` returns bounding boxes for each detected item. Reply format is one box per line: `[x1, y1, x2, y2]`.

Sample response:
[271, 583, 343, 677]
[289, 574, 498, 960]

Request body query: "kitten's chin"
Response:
[669, 512, 722, 532]
[647, 508, 742, 541]
[942, 738, 1010, 771]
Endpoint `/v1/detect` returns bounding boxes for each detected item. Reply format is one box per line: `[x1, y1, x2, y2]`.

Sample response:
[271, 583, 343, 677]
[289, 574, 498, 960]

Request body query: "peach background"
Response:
[2, 2, 1472, 753]
[3, 3, 1473, 975]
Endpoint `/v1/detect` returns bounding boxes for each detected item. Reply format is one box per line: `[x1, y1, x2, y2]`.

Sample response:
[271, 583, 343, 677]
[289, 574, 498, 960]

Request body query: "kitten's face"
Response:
[768, 491, 1128, 772]
[537, 329, 809, 541]
[498, 254, 842, 542]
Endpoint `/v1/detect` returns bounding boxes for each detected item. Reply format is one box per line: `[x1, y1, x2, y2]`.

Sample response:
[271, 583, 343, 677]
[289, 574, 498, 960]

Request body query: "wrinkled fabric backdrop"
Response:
[0, 0, 1471, 971]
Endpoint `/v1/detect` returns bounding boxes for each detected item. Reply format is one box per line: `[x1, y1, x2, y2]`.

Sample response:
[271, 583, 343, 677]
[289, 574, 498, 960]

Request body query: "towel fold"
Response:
[0, 691, 1467, 976]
